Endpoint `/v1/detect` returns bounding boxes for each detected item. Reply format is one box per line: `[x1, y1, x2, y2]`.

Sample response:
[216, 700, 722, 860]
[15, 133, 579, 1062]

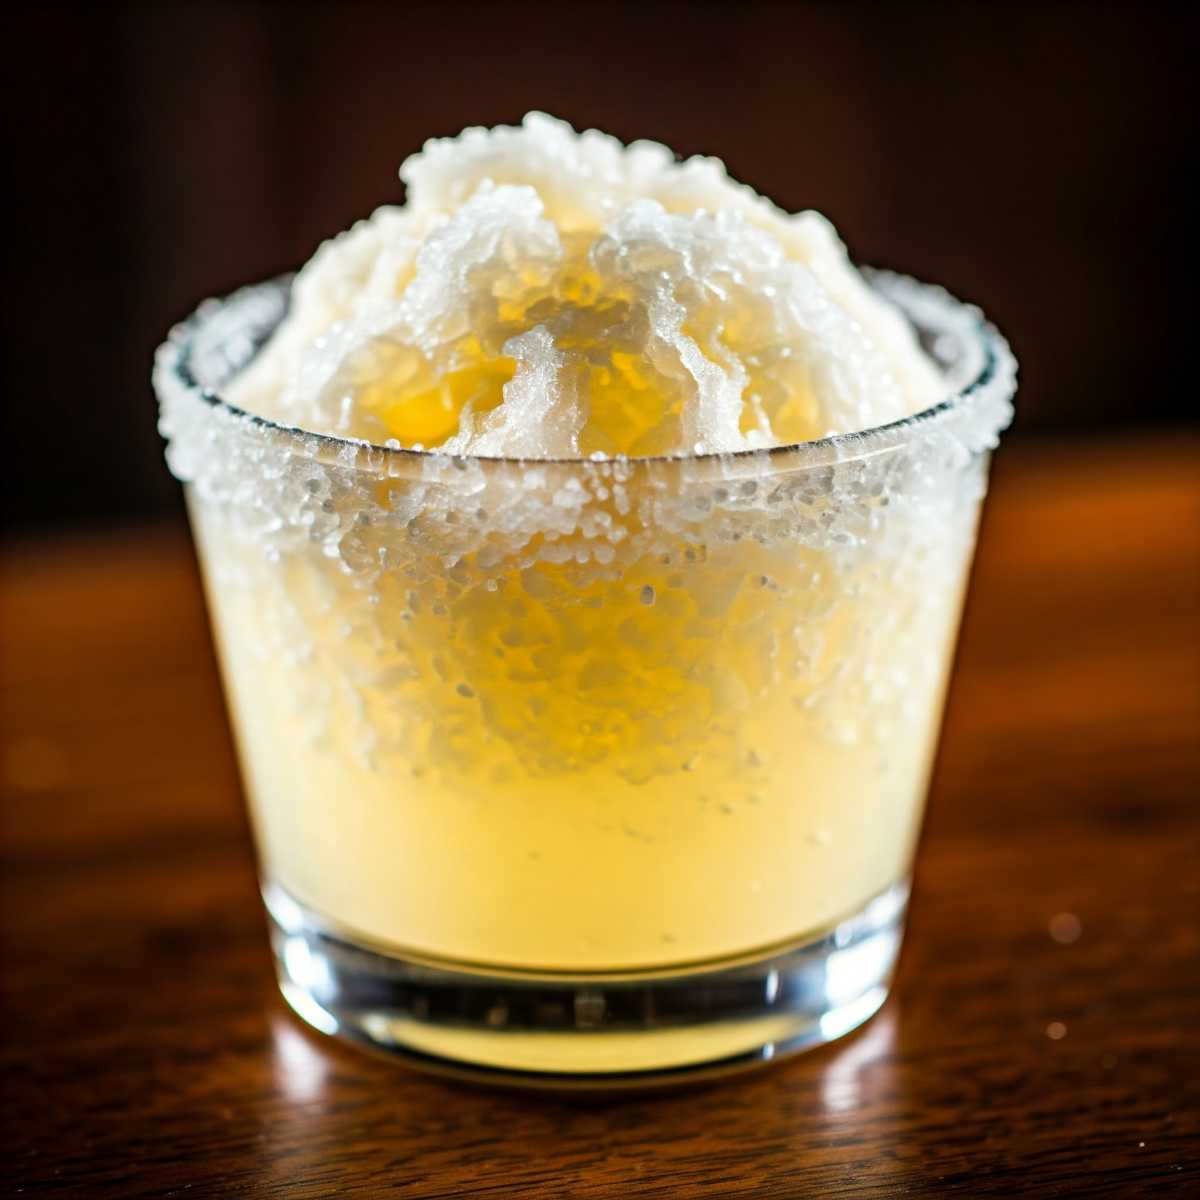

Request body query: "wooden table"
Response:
[3, 433, 1197, 1197]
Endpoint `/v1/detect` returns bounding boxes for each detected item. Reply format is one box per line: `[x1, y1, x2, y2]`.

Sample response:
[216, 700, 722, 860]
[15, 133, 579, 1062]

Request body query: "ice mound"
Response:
[230, 113, 945, 458]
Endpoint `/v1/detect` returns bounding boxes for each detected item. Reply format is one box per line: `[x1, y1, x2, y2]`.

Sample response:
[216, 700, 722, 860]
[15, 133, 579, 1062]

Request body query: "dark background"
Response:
[3, 0, 1194, 530]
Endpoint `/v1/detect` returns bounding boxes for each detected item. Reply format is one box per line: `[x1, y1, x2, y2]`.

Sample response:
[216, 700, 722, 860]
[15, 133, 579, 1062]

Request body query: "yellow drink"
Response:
[193, 461, 968, 972]
[155, 113, 1015, 1080]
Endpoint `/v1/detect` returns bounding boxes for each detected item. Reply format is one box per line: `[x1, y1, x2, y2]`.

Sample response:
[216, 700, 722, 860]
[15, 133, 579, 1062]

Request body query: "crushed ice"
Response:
[229, 113, 946, 458]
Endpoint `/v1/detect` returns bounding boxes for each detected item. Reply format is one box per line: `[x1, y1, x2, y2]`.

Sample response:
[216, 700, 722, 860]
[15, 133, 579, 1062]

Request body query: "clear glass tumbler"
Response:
[155, 272, 1015, 1086]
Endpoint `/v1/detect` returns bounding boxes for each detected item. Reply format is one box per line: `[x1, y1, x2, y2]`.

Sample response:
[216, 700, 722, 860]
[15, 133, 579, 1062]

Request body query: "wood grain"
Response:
[2, 432, 1197, 1198]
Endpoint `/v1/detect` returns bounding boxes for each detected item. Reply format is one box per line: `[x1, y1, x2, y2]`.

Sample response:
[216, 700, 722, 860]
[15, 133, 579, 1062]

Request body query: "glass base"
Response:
[266, 881, 908, 1089]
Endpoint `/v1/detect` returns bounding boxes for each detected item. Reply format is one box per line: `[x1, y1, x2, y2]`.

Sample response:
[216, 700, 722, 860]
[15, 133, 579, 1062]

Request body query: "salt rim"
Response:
[154, 270, 1015, 481]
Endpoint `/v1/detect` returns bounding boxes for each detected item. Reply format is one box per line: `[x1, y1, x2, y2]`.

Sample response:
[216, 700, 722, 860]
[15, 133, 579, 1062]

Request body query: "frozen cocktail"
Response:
[155, 115, 1015, 1084]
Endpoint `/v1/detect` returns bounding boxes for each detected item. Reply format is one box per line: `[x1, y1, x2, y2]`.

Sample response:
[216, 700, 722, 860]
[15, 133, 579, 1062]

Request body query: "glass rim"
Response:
[157, 269, 1016, 474]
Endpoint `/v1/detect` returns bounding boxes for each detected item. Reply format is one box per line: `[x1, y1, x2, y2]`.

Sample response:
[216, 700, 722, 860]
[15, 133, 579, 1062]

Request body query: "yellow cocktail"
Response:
[155, 117, 1015, 1082]
[193, 449, 967, 972]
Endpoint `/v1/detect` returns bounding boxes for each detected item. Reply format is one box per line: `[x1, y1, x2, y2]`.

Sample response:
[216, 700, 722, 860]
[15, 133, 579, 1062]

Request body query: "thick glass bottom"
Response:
[266, 880, 908, 1089]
